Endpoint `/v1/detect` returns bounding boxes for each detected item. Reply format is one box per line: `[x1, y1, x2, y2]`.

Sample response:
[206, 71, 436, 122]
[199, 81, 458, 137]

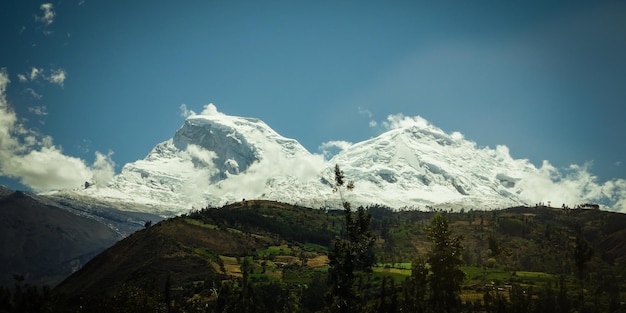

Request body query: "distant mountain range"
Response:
[68, 106, 617, 213]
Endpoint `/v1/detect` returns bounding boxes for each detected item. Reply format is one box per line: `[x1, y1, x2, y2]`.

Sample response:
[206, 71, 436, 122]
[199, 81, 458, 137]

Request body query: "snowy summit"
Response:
[76, 104, 625, 214]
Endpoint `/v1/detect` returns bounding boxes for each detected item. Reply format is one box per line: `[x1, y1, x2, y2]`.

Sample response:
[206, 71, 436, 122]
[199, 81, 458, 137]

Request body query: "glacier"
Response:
[72, 104, 623, 215]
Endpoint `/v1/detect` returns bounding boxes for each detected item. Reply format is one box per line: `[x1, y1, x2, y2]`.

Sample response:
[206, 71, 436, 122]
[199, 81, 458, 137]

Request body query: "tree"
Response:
[556, 275, 571, 313]
[426, 213, 465, 313]
[573, 234, 593, 306]
[326, 165, 374, 313]
[330, 165, 374, 271]
[403, 257, 429, 313]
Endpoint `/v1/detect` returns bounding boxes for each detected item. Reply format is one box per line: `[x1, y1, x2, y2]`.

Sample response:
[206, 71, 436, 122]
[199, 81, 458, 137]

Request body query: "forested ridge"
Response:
[3, 197, 626, 312]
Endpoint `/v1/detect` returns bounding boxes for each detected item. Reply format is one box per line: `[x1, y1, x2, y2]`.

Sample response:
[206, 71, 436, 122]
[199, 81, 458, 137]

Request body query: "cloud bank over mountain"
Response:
[0, 69, 114, 192]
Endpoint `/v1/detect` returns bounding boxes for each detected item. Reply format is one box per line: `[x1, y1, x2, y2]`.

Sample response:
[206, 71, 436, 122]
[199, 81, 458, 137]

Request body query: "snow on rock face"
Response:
[173, 116, 259, 179]
[79, 109, 323, 213]
[75, 105, 621, 215]
[326, 125, 531, 210]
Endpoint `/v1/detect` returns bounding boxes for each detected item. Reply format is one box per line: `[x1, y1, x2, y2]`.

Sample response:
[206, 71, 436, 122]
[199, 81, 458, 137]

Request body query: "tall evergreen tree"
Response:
[426, 213, 465, 313]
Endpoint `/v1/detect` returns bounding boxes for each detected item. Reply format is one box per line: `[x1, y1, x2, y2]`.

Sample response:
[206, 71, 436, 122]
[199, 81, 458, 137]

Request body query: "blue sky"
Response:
[1, 1, 625, 193]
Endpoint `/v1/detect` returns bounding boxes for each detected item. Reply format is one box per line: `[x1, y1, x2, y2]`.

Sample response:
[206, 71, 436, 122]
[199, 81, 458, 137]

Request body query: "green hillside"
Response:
[6, 200, 626, 312]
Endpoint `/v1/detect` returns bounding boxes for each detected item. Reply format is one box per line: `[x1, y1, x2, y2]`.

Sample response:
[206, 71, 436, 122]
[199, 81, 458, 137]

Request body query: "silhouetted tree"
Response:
[327, 165, 374, 313]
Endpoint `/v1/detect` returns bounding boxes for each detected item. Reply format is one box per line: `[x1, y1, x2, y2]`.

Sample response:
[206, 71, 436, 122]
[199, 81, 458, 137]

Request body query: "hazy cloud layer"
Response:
[179, 104, 194, 118]
[357, 107, 377, 127]
[24, 88, 43, 100]
[179, 144, 218, 205]
[211, 144, 326, 201]
[0, 69, 114, 192]
[28, 105, 47, 116]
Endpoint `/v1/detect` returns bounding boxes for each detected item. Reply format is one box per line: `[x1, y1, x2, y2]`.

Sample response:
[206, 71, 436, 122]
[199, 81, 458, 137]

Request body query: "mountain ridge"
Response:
[69, 104, 623, 214]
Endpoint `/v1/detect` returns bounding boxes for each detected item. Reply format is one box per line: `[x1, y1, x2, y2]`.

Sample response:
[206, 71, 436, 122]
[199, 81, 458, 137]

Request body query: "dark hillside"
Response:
[0, 191, 122, 287]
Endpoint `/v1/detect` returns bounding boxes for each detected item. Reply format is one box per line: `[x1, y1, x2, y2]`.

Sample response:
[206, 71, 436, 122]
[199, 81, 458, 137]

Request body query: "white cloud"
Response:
[382, 113, 432, 130]
[358, 106, 377, 128]
[4, 147, 92, 191]
[46, 68, 66, 86]
[29, 67, 42, 81]
[358, 106, 373, 119]
[179, 103, 196, 118]
[199, 103, 223, 116]
[0, 70, 17, 149]
[516, 161, 626, 212]
[24, 88, 43, 100]
[91, 151, 116, 187]
[36, 3, 55, 26]
[180, 103, 223, 118]
[211, 145, 326, 200]
[0, 68, 116, 192]
[16, 67, 66, 90]
[319, 140, 353, 159]
[450, 131, 464, 141]
[28, 105, 47, 116]
[179, 144, 218, 204]
[319, 140, 353, 151]
[186, 144, 217, 166]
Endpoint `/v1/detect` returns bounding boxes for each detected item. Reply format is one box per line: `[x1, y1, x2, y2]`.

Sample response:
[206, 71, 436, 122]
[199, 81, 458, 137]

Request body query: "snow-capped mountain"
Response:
[327, 121, 534, 210]
[79, 106, 323, 212]
[76, 104, 608, 215]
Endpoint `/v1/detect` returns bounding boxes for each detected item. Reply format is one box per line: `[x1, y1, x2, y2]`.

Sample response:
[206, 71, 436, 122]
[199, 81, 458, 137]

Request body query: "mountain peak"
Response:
[73, 105, 623, 214]
[79, 105, 320, 212]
